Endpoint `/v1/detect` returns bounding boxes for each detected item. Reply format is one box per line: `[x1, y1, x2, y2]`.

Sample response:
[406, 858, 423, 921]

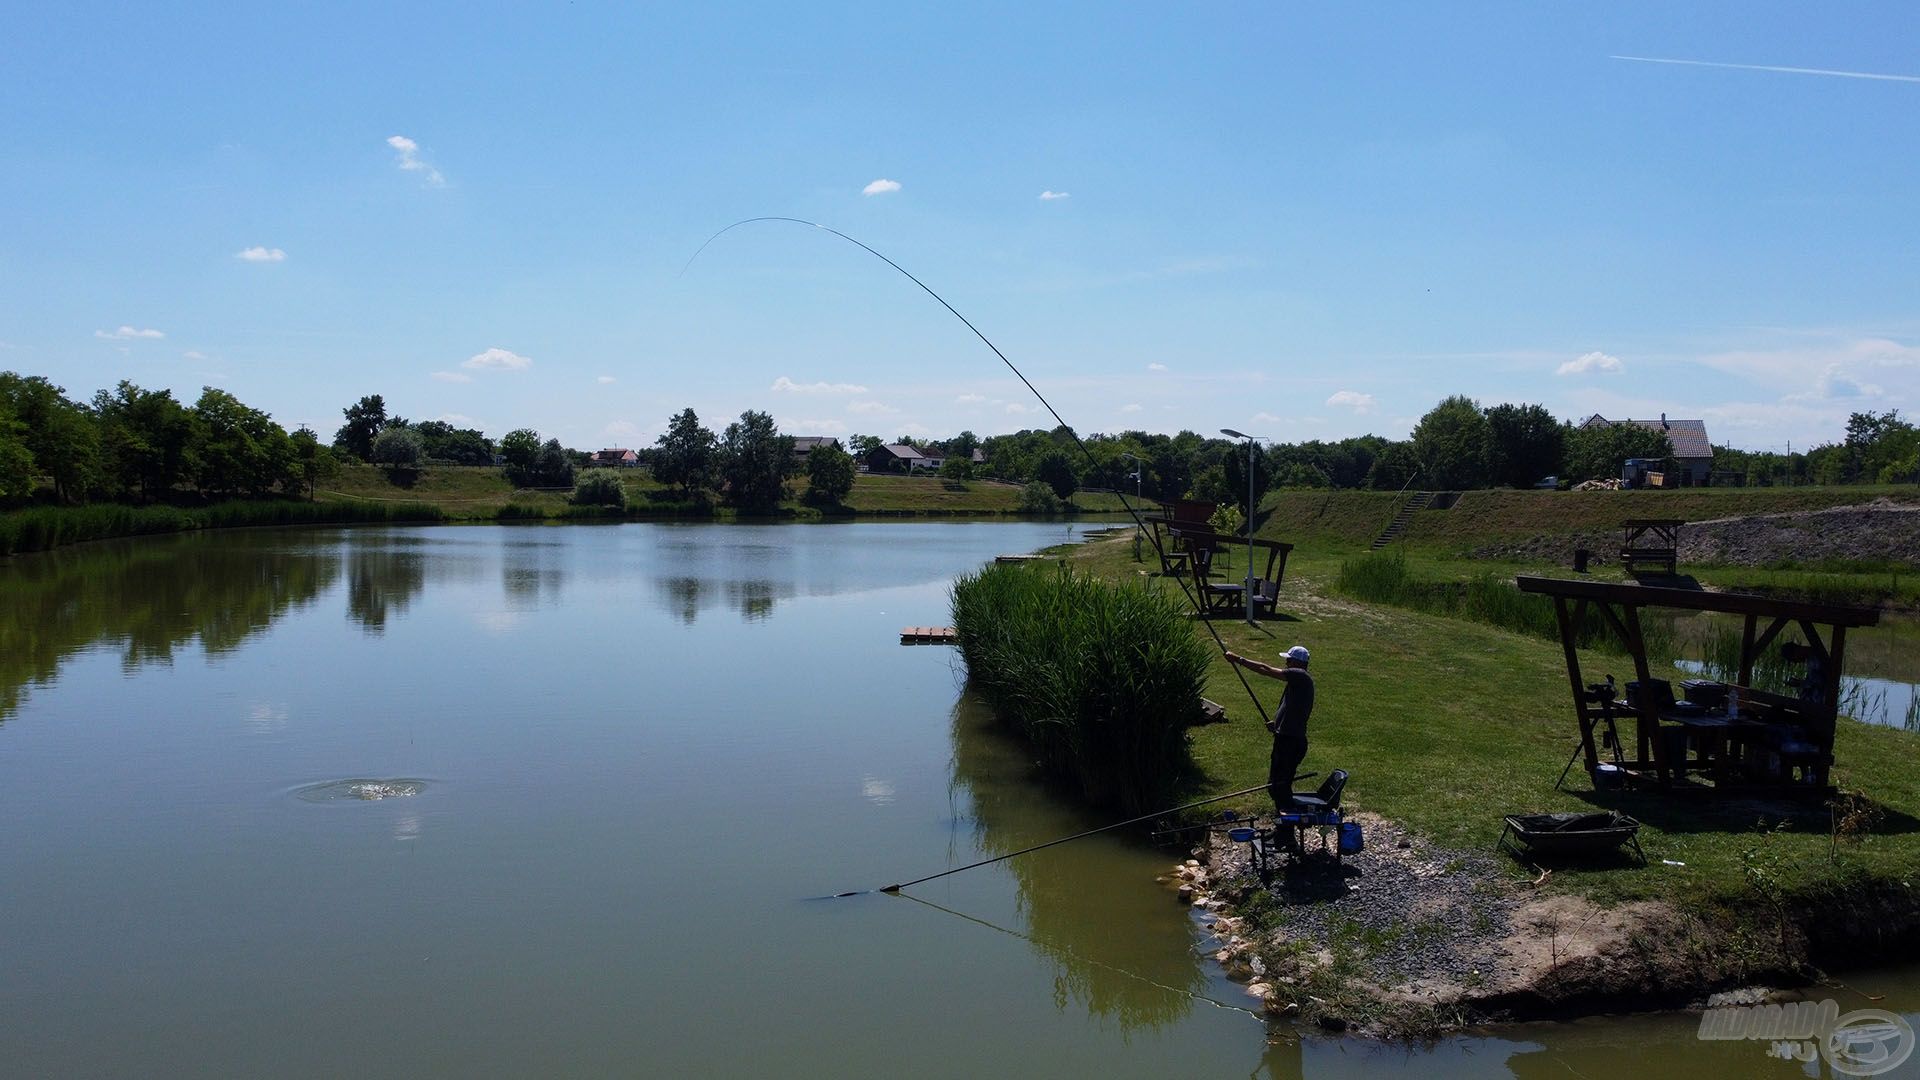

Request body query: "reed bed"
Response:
[950, 562, 1212, 815]
[1335, 549, 1670, 655]
[0, 500, 445, 556]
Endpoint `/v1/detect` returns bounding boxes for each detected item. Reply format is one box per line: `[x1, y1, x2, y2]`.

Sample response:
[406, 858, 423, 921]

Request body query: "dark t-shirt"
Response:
[1272, 667, 1315, 739]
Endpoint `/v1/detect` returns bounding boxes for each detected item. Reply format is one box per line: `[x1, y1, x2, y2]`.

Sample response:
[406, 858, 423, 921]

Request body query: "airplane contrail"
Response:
[1612, 54, 1920, 84]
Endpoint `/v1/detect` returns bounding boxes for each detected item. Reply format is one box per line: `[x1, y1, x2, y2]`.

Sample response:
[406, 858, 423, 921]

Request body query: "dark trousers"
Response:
[1269, 734, 1309, 812]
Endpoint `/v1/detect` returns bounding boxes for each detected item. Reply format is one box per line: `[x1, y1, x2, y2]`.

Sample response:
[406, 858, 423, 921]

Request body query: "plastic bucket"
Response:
[1337, 822, 1364, 855]
[1594, 763, 1624, 790]
[1227, 827, 1256, 843]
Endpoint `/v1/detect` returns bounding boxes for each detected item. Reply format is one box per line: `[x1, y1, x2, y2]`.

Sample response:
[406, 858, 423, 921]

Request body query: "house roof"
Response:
[876, 443, 929, 460]
[1586, 416, 1713, 459]
[791, 436, 842, 452]
[589, 448, 636, 461]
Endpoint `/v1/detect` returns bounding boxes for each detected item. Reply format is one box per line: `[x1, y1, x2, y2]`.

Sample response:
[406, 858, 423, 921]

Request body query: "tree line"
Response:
[0, 373, 331, 506]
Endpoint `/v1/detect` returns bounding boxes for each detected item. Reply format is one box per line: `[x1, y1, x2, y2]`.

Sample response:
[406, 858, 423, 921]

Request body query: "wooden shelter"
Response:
[1515, 576, 1880, 796]
[1619, 519, 1685, 575]
[1142, 517, 1293, 617]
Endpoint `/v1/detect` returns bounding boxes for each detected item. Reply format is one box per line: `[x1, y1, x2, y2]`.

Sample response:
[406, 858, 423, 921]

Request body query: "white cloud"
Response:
[794, 418, 849, 434]
[894, 422, 934, 437]
[1326, 390, 1377, 412]
[182, 350, 208, 361]
[461, 347, 532, 371]
[1557, 350, 1625, 376]
[604, 420, 646, 440]
[955, 393, 989, 404]
[1005, 402, 1035, 414]
[434, 413, 479, 427]
[596, 375, 617, 385]
[847, 400, 898, 415]
[1038, 190, 1070, 201]
[387, 134, 445, 186]
[1120, 403, 1143, 413]
[1146, 362, 1169, 372]
[235, 246, 286, 262]
[431, 370, 472, 383]
[1252, 412, 1285, 424]
[862, 178, 902, 196]
[95, 325, 164, 340]
[771, 376, 868, 394]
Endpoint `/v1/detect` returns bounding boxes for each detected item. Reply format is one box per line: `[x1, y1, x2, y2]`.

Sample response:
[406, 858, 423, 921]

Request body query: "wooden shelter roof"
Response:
[1515, 576, 1880, 628]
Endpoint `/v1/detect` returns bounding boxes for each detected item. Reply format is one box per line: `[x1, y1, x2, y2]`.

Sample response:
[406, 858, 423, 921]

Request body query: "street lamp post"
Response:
[1121, 452, 1144, 562]
[1220, 429, 1262, 626]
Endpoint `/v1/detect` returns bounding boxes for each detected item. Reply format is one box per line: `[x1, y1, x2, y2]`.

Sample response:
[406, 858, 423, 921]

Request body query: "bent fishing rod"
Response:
[820, 782, 1269, 897]
[685, 216, 1270, 719]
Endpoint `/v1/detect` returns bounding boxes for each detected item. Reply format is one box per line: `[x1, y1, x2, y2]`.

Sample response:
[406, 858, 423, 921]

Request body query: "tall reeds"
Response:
[0, 500, 444, 556]
[1335, 549, 1671, 655]
[950, 562, 1211, 815]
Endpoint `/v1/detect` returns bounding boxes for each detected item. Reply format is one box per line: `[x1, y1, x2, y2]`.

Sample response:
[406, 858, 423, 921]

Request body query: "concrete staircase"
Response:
[1370, 491, 1435, 550]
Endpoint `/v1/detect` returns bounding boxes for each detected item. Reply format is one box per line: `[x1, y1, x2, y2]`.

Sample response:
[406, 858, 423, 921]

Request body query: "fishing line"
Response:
[894, 890, 1265, 1022]
[684, 216, 1270, 718]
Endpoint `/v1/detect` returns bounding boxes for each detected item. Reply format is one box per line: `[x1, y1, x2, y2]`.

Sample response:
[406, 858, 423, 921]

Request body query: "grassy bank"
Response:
[1061, 532, 1920, 1008]
[0, 499, 445, 556]
[951, 562, 1212, 814]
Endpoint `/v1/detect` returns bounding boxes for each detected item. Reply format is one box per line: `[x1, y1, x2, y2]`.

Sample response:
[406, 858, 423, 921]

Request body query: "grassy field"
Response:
[320, 463, 1133, 517]
[1057, 531, 1920, 946]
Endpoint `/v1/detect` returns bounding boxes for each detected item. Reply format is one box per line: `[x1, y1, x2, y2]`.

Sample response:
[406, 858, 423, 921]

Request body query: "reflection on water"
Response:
[947, 691, 1218, 1032]
[345, 545, 427, 635]
[0, 534, 341, 719]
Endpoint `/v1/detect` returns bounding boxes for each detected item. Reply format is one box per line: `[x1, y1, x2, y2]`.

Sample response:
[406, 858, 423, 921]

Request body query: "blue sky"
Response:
[3, 3, 1916, 452]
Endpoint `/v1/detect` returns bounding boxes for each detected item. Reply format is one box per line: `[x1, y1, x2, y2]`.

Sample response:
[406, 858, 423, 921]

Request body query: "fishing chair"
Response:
[1250, 770, 1351, 875]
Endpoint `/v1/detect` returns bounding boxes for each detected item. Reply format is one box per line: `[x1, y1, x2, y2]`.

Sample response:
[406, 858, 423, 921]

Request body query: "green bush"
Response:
[1018, 480, 1060, 515]
[951, 563, 1210, 814]
[571, 470, 627, 507]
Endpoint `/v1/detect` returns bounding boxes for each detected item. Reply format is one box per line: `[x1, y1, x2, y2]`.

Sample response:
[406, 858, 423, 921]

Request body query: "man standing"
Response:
[1223, 644, 1315, 812]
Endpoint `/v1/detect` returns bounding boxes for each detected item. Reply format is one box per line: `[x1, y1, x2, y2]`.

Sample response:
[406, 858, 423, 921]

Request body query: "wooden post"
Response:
[1620, 603, 1665, 781]
[1552, 597, 1599, 773]
[1739, 613, 1758, 687]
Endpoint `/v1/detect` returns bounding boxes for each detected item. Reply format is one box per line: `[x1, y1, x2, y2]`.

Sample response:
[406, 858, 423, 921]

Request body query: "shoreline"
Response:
[1162, 809, 1920, 1038]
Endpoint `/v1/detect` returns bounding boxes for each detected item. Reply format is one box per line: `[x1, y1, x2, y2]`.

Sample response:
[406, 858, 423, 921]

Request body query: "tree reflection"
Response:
[0, 533, 341, 720]
[946, 690, 1211, 1032]
[345, 545, 427, 634]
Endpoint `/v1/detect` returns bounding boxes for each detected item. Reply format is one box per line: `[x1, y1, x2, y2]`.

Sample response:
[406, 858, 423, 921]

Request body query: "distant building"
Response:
[864, 443, 934, 474]
[587, 448, 640, 468]
[1580, 414, 1713, 485]
[790, 436, 844, 463]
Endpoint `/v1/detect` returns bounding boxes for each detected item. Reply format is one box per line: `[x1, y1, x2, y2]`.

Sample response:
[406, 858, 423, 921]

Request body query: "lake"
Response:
[2, 522, 1916, 1078]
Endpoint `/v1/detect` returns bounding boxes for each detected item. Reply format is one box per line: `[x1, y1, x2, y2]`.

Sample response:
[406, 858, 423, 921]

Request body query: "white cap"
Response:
[1285, 645, 1310, 663]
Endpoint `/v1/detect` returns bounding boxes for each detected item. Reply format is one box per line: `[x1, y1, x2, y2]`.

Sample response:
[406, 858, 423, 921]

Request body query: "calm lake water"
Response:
[2, 522, 1916, 1078]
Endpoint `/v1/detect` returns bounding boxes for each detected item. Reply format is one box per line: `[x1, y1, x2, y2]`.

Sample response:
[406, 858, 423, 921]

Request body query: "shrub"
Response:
[1018, 480, 1060, 515]
[806, 443, 856, 504]
[951, 563, 1210, 813]
[571, 470, 627, 507]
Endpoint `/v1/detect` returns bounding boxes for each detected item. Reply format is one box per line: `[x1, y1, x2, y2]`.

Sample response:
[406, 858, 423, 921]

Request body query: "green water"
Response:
[1, 523, 1916, 1078]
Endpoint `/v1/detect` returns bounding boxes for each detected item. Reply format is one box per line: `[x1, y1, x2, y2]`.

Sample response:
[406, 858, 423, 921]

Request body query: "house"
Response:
[588, 448, 640, 468]
[1580, 414, 1713, 485]
[790, 436, 844, 463]
[863, 443, 934, 474]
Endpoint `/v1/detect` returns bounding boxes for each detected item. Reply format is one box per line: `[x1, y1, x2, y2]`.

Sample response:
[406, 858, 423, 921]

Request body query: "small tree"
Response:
[1411, 395, 1491, 489]
[1484, 403, 1566, 488]
[938, 456, 974, 482]
[806, 442, 856, 504]
[1035, 450, 1078, 504]
[717, 409, 794, 509]
[333, 394, 387, 461]
[370, 426, 424, 470]
[534, 439, 576, 487]
[654, 408, 716, 498]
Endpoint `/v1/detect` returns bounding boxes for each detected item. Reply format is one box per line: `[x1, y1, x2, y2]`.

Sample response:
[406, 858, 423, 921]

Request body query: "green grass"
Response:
[1063, 531, 1920, 935]
[320, 463, 1132, 519]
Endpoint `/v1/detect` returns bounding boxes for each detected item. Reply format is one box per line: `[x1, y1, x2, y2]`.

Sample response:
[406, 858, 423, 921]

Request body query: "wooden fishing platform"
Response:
[900, 626, 959, 645]
[994, 554, 1046, 563]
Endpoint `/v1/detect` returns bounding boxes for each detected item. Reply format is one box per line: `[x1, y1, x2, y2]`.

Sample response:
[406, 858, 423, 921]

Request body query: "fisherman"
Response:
[1222, 644, 1315, 812]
